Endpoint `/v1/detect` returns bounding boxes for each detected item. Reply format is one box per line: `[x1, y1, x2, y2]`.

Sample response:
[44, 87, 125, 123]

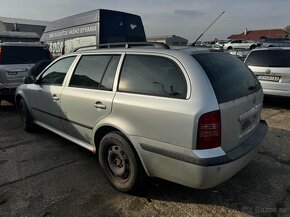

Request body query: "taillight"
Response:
[197, 110, 221, 149]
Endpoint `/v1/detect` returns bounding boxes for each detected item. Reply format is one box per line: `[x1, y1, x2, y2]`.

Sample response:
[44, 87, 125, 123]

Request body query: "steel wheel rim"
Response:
[105, 144, 131, 182]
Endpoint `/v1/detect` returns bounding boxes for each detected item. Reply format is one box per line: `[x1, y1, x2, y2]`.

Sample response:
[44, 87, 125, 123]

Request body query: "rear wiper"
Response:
[248, 84, 259, 91]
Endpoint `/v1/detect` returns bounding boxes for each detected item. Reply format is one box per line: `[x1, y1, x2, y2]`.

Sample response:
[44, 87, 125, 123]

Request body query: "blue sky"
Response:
[0, 0, 289, 42]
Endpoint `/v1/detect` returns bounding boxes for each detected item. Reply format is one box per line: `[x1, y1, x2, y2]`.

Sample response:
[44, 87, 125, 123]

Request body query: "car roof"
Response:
[71, 47, 221, 57]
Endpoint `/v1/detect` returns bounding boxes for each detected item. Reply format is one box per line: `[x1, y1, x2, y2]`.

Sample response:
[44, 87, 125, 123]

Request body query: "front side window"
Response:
[118, 55, 187, 99]
[69, 55, 120, 90]
[40, 56, 76, 85]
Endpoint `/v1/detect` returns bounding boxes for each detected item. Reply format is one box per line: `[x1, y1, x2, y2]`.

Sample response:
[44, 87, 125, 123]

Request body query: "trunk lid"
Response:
[0, 64, 33, 88]
[219, 89, 263, 152]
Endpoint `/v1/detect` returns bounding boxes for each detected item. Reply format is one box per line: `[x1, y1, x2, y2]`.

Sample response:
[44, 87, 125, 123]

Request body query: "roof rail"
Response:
[73, 42, 170, 52]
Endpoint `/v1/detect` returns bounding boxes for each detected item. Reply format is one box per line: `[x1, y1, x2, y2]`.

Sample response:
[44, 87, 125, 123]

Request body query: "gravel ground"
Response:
[0, 97, 289, 217]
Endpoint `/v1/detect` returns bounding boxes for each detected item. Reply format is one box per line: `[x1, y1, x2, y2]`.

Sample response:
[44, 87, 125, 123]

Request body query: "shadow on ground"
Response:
[264, 96, 290, 109]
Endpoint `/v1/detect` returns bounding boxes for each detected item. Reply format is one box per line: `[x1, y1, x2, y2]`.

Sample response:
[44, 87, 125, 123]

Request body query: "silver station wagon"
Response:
[245, 47, 290, 97]
[16, 44, 268, 192]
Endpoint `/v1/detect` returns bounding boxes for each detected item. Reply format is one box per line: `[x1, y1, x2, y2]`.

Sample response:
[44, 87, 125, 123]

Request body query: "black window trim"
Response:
[68, 54, 121, 91]
[117, 53, 188, 100]
[38, 55, 77, 86]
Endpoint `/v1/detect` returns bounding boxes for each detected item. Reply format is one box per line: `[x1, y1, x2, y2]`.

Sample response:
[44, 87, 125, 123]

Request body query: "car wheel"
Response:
[250, 45, 256, 50]
[227, 46, 232, 50]
[18, 99, 35, 132]
[99, 132, 144, 192]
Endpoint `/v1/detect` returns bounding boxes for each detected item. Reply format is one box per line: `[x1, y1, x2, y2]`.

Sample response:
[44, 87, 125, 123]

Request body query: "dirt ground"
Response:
[0, 97, 289, 217]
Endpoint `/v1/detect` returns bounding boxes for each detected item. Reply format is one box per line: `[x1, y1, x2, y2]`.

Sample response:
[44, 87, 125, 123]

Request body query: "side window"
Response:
[40, 56, 76, 85]
[69, 55, 120, 90]
[118, 55, 187, 99]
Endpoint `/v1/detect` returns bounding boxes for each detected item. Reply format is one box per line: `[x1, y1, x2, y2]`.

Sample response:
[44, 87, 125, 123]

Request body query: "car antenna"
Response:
[191, 10, 225, 46]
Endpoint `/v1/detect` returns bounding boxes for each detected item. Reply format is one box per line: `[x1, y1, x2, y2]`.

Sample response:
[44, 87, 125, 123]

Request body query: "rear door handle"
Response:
[52, 94, 59, 101]
[94, 101, 106, 109]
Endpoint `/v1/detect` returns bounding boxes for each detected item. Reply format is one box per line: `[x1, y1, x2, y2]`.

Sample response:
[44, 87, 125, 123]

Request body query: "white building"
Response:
[147, 35, 188, 46]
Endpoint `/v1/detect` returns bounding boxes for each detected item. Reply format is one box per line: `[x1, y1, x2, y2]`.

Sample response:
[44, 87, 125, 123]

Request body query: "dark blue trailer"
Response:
[40, 9, 146, 57]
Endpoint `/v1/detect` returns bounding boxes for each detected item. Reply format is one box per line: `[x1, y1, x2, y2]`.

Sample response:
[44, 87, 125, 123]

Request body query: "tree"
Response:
[285, 25, 290, 34]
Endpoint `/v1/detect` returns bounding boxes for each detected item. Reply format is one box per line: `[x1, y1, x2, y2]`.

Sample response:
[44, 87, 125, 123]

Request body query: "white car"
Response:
[224, 40, 257, 50]
[245, 47, 290, 97]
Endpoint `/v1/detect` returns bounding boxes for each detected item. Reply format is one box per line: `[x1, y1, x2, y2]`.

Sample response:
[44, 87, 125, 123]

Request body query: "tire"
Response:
[250, 45, 256, 50]
[18, 99, 35, 132]
[99, 132, 145, 192]
[227, 46, 232, 50]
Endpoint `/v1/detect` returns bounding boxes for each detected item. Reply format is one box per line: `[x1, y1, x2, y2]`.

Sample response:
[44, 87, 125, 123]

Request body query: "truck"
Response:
[40, 9, 146, 57]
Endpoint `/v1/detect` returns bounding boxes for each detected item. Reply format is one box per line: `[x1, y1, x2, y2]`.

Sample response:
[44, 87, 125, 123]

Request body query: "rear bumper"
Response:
[260, 81, 290, 97]
[139, 120, 268, 189]
[263, 89, 290, 97]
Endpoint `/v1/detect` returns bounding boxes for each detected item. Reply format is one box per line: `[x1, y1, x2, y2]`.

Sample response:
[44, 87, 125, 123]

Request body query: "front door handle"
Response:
[52, 94, 59, 101]
[94, 101, 106, 109]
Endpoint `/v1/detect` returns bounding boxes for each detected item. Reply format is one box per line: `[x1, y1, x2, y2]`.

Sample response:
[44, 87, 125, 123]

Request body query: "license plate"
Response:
[241, 113, 258, 133]
[256, 75, 280, 82]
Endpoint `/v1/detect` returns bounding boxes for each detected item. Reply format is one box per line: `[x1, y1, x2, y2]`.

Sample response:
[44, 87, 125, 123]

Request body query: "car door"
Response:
[60, 53, 121, 144]
[241, 40, 248, 49]
[30, 55, 77, 131]
[232, 40, 240, 49]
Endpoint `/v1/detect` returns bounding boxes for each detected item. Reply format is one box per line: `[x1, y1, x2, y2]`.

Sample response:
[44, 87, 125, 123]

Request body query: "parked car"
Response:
[223, 40, 258, 50]
[245, 47, 290, 97]
[213, 40, 230, 50]
[0, 42, 52, 104]
[260, 38, 290, 48]
[228, 49, 250, 61]
[16, 43, 268, 192]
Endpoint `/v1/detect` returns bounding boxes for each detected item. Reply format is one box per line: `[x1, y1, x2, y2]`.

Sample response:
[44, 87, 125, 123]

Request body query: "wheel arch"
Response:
[15, 93, 25, 110]
[93, 123, 150, 175]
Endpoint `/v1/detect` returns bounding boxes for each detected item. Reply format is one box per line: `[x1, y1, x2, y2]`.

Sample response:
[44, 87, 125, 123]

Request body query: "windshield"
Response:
[245, 50, 290, 67]
[1, 46, 50, 65]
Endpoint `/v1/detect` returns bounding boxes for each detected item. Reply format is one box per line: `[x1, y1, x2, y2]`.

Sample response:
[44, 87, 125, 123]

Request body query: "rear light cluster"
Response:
[197, 110, 221, 149]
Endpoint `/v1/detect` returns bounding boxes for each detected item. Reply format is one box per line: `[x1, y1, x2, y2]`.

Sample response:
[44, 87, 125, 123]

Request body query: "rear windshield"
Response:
[1, 46, 50, 65]
[193, 53, 260, 103]
[245, 50, 290, 67]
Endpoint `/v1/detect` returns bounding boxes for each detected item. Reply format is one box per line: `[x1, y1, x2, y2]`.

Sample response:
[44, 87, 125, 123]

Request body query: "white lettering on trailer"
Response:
[48, 24, 97, 39]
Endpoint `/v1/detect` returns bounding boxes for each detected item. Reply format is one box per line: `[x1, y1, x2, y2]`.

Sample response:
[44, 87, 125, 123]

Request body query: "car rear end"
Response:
[187, 52, 267, 188]
[0, 43, 52, 101]
[150, 50, 267, 189]
[245, 48, 290, 97]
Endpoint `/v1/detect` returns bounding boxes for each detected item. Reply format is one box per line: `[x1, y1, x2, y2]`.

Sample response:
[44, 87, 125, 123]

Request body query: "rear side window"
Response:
[70, 55, 120, 90]
[245, 50, 290, 67]
[193, 53, 260, 103]
[1, 46, 50, 65]
[118, 55, 187, 99]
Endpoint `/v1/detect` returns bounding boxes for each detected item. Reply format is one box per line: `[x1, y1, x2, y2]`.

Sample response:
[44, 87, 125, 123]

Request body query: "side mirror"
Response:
[23, 75, 36, 84]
